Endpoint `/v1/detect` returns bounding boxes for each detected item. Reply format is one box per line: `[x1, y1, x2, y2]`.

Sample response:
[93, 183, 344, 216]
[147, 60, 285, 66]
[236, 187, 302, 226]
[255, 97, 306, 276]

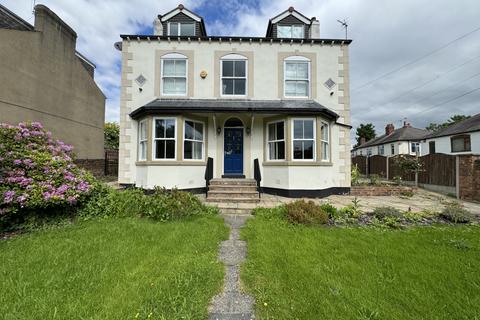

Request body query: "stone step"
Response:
[206, 197, 260, 203]
[208, 191, 259, 199]
[210, 202, 258, 209]
[208, 185, 258, 192]
[210, 179, 257, 186]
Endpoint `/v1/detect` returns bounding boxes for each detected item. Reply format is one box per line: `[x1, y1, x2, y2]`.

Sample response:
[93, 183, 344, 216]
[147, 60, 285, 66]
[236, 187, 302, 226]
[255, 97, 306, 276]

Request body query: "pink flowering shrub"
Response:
[0, 122, 94, 221]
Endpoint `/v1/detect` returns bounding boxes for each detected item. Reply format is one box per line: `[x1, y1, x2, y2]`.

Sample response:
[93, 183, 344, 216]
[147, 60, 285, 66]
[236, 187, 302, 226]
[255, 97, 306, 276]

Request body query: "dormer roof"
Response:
[266, 7, 314, 38]
[159, 4, 207, 36]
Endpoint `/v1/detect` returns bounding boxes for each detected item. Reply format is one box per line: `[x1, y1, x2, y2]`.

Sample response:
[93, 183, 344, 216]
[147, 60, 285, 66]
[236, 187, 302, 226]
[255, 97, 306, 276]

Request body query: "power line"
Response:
[412, 71, 480, 105]
[352, 26, 480, 91]
[410, 86, 480, 117]
[370, 55, 480, 108]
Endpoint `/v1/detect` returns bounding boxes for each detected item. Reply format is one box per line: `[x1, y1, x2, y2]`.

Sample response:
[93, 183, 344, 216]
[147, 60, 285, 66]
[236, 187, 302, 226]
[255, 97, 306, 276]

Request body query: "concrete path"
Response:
[208, 214, 255, 320]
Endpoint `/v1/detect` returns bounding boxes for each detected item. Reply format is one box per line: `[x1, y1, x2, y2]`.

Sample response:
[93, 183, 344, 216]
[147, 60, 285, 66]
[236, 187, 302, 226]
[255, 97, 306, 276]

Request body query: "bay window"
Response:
[292, 119, 315, 160]
[184, 120, 204, 160]
[320, 122, 329, 161]
[221, 55, 247, 96]
[267, 121, 285, 160]
[284, 56, 310, 97]
[161, 53, 187, 96]
[154, 118, 176, 160]
[138, 120, 147, 161]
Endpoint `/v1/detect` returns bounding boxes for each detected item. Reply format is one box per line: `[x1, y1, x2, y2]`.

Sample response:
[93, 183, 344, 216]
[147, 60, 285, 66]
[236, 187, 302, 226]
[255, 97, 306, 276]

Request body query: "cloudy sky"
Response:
[3, 0, 480, 139]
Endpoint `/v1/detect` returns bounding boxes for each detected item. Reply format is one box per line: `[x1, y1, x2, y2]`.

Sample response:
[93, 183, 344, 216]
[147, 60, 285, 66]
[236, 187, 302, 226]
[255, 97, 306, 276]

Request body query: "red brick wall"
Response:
[458, 155, 480, 202]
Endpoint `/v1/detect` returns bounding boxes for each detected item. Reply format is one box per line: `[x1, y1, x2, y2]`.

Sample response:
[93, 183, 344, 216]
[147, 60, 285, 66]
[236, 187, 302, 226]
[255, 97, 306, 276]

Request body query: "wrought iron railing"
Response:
[204, 157, 213, 196]
[253, 158, 262, 198]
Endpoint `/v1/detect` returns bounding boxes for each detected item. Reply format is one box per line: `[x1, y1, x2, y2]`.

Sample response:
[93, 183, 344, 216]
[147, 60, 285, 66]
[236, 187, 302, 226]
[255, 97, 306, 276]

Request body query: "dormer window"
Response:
[168, 22, 195, 36]
[278, 25, 304, 38]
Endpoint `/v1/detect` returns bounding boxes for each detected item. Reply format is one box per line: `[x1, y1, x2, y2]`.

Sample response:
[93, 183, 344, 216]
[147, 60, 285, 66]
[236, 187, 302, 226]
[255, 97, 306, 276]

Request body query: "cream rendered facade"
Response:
[118, 10, 351, 196]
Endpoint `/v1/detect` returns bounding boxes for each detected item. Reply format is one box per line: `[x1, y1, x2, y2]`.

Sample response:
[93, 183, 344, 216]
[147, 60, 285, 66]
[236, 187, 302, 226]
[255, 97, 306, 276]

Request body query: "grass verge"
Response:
[0, 217, 228, 320]
[242, 217, 480, 319]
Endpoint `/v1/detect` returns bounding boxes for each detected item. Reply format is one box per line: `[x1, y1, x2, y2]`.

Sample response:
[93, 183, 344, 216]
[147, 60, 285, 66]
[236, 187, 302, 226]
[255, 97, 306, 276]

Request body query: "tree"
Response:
[104, 122, 119, 150]
[355, 123, 376, 146]
[425, 114, 470, 132]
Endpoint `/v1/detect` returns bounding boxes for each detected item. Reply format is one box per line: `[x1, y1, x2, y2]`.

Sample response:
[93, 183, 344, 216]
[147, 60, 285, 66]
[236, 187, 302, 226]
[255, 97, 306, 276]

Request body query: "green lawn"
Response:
[242, 218, 480, 320]
[0, 217, 228, 320]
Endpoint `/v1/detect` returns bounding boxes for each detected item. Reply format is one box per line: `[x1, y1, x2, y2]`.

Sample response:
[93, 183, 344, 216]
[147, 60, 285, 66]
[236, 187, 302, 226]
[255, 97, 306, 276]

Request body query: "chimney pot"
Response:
[385, 123, 395, 135]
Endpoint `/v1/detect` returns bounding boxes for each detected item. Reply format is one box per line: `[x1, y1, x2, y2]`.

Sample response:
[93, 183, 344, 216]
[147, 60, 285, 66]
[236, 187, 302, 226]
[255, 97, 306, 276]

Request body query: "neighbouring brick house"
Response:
[116, 5, 352, 199]
[0, 4, 106, 173]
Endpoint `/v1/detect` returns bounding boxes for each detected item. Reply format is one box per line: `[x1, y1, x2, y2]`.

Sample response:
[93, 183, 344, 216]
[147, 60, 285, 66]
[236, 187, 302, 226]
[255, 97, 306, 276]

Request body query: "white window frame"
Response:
[284, 56, 310, 98]
[167, 22, 195, 36]
[161, 53, 188, 96]
[220, 54, 248, 97]
[378, 145, 385, 155]
[411, 142, 420, 154]
[266, 120, 286, 161]
[291, 118, 316, 161]
[138, 120, 147, 161]
[152, 117, 177, 161]
[391, 144, 395, 155]
[183, 119, 205, 161]
[277, 25, 305, 38]
[320, 121, 329, 161]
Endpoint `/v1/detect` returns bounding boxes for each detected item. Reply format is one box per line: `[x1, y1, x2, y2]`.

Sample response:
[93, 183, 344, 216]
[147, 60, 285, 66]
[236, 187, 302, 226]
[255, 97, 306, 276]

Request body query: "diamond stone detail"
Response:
[135, 74, 146, 86]
[324, 78, 336, 90]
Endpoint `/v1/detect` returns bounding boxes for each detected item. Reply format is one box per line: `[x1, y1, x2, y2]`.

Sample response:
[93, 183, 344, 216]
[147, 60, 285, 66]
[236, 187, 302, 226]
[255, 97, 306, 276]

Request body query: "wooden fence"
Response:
[352, 155, 367, 174]
[352, 153, 456, 187]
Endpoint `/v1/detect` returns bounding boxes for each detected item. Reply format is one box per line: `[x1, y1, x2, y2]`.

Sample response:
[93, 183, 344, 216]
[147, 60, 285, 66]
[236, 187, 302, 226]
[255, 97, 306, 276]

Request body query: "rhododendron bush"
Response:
[0, 122, 94, 219]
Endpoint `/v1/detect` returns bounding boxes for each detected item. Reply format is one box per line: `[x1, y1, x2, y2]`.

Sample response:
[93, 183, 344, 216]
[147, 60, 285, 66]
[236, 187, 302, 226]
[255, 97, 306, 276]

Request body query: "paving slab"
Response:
[208, 214, 255, 319]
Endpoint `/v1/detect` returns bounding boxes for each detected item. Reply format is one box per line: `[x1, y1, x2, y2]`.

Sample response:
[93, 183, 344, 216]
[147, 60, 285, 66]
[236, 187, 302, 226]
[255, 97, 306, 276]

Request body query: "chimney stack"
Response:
[385, 123, 395, 135]
[403, 121, 411, 128]
[360, 137, 366, 145]
[310, 17, 320, 38]
[153, 15, 163, 35]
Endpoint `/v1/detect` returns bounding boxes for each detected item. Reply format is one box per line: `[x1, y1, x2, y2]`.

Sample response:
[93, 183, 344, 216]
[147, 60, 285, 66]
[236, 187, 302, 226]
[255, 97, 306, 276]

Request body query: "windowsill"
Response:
[159, 95, 188, 99]
[136, 161, 206, 166]
[283, 96, 310, 99]
[263, 161, 333, 167]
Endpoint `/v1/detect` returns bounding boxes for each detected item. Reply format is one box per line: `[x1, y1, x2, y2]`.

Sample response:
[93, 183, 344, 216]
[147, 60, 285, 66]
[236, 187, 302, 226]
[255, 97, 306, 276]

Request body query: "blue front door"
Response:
[224, 128, 243, 175]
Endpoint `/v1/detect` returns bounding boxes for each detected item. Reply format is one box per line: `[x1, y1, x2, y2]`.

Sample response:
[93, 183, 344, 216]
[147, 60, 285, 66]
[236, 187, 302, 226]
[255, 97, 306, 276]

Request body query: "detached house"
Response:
[352, 123, 428, 157]
[117, 5, 352, 197]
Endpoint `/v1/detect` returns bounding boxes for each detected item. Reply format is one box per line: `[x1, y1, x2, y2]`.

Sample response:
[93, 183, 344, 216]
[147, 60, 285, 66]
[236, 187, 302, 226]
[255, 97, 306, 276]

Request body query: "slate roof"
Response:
[353, 126, 429, 150]
[130, 99, 339, 120]
[424, 113, 480, 139]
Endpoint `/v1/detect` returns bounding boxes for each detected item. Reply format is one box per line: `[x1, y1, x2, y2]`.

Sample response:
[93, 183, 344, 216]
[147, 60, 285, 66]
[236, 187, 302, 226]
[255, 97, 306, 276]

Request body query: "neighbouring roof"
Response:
[353, 126, 429, 150]
[424, 113, 480, 139]
[130, 99, 339, 120]
[0, 3, 34, 31]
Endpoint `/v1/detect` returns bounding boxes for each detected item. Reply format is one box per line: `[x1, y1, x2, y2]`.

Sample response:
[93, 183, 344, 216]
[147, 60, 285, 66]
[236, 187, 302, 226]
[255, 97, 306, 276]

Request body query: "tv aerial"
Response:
[337, 18, 348, 39]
